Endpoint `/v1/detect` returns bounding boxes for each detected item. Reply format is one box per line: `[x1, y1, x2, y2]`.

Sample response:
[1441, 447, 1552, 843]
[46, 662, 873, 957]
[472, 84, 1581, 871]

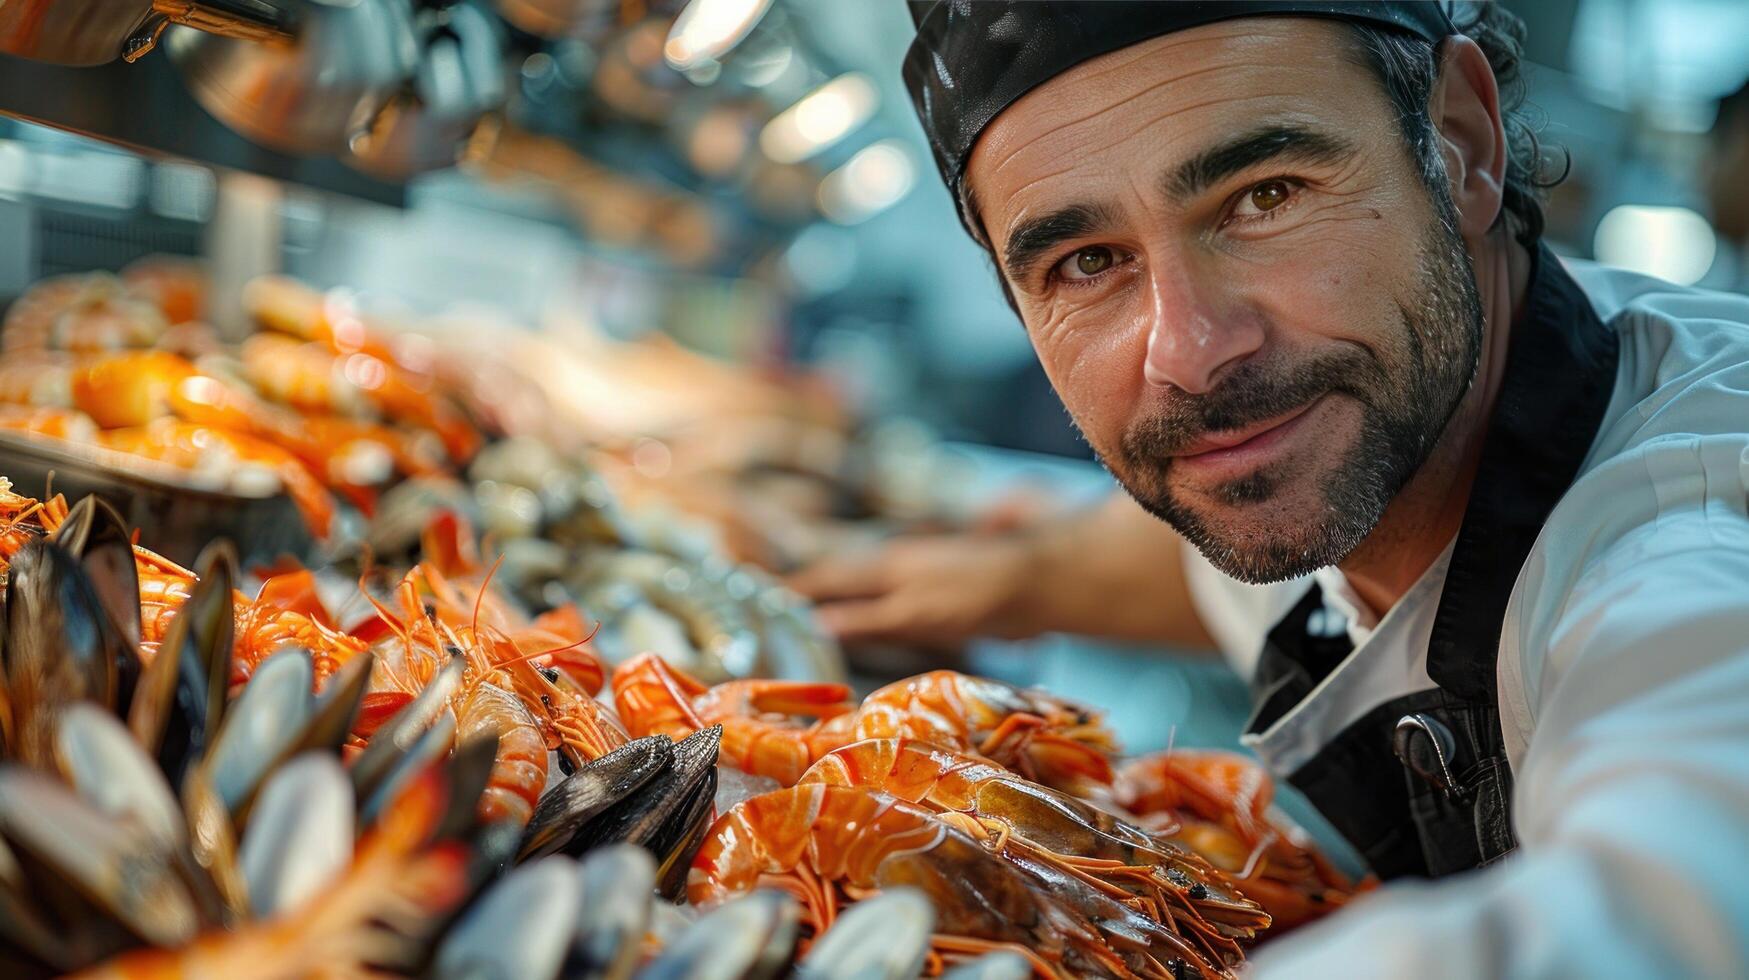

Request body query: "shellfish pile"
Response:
[0, 477, 1361, 979]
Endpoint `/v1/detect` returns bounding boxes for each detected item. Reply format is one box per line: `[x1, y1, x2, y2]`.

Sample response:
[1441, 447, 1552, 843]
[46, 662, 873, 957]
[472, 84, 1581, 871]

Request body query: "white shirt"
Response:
[1182, 258, 1749, 978]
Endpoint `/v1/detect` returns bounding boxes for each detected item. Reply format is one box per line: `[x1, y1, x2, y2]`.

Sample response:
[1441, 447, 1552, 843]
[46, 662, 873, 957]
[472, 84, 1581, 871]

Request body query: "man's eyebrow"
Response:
[1001, 202, 1121, 281]
[1165, 124, 1357, 201]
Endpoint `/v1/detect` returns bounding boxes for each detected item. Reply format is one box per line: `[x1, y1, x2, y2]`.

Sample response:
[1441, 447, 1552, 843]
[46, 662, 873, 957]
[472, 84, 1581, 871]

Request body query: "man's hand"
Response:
[787, 532, 1038, 647]
[789, 494, 1219, 652]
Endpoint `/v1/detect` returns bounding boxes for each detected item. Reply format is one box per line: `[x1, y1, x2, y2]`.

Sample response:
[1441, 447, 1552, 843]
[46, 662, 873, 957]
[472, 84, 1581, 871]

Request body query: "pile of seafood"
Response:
[0, 263, 841, 685]
[0, 474, 1362, 979]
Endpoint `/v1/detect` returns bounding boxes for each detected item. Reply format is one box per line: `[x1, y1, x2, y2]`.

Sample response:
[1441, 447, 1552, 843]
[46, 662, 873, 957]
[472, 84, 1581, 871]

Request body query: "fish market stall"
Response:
[8, 0, 1727, 976]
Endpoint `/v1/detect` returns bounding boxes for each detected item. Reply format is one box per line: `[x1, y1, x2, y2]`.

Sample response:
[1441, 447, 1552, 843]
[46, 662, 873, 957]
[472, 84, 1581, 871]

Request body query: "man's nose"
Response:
[1141, 269, 1264, 394]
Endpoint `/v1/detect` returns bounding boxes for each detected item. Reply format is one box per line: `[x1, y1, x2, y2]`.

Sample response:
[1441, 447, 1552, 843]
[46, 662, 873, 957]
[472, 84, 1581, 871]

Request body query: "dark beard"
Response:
[1110, 213, 1484, 584]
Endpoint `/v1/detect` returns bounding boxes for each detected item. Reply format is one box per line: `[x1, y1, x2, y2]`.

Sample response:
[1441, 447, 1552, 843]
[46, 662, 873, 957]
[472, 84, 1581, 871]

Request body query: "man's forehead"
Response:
[967, 19, 1379, 230]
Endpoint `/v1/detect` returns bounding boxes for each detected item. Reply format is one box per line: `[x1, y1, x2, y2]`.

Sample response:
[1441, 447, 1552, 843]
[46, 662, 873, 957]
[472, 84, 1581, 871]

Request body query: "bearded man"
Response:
[794, 3, 1749, 974]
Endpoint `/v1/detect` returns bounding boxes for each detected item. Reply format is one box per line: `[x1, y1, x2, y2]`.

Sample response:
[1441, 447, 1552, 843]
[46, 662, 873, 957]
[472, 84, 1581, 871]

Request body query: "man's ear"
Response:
[1431, 36, 1507, 240]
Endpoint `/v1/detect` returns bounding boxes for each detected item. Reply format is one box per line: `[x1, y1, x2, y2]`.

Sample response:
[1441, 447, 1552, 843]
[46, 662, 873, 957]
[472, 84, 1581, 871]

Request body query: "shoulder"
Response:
[1499, 261, 1749, 763]
[1568, 259, 1749, 441]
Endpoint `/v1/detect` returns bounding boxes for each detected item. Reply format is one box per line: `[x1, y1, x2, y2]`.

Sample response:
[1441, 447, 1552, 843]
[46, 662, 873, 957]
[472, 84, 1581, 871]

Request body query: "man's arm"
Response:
[788, 493, 1218, 650]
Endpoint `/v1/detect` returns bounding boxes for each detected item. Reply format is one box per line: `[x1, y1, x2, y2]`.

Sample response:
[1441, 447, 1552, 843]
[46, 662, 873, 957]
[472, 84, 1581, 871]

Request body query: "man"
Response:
[794, 3, 1749, 975]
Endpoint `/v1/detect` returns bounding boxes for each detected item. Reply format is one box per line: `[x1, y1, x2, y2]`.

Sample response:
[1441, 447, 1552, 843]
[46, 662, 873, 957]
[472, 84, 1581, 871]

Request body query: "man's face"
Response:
[964, 19, 1484, 583]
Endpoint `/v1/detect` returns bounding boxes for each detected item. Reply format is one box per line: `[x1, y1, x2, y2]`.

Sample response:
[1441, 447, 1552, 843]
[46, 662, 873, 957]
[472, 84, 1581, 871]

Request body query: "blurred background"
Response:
[1, 0, 1746, 782]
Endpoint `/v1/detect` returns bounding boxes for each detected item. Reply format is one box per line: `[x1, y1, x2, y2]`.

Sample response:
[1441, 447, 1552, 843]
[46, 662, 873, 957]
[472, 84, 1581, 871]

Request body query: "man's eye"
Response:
[1056, 246, 1120, 282]
[1231, 179, 1295, 219]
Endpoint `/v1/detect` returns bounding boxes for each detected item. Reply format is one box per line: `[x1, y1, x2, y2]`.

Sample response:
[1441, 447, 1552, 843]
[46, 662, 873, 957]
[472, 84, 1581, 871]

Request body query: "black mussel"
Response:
[634, 889, 798, 980]
[793, 888, 935, 980]
[199, 650, 314, 814]
[558, 727, 720, 901]
[939, 952, 1033, 980]
[432, 856, 581, 980]
[127, 544, 235, 787]
[0, 768, 199, 950]
[564, 844, 656, 980]
[47, 496, 143, 648]
[359, 714, 457, 828]
[0, 878, 71, 978]
[2, 539, 138, 766]
[518, 736, 673, 863]
[435, 734, 502, 843]
[350, 656, 462, 806]
[237, 753, 354, 918]
[285, 651, 372, 757]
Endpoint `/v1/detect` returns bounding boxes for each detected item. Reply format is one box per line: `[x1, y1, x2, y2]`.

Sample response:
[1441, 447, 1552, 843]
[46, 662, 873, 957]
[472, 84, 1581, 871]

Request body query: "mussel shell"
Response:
[0, 768, 199, 948]
[560, 727, 719, 897]
[433, 857, 581, 980]
[54, 703, 182, 849]
[350, 655, 463, 805]
[434, 734, 502, 843]
[3, 541, 136, 764]
[634, 889, 798, 980]
[793, 888, 934, 980]
[0, 879, 72, 976]
[565, 843, 655, 980]
[202, 649, 314, 812]
[651, 774, 716, 901]
[238, 752, 354, 917]
[360, 713, 457, 828]
[518, 735, 673, 863]
[939, 952, 1033, 980]
[47, 495, 143, 648]
[295, 649, 374, 755]
[128, 546, 235, 787]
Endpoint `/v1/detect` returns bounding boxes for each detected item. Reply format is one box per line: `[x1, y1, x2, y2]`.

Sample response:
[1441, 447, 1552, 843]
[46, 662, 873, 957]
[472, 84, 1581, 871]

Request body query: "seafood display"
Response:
[0, 472, 1367, 977]
[0, 258, 1367, 979]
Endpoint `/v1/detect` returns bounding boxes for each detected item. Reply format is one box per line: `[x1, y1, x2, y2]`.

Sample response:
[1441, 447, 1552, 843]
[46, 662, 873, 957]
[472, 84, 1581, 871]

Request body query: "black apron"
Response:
[1243, 244, 1621, 879]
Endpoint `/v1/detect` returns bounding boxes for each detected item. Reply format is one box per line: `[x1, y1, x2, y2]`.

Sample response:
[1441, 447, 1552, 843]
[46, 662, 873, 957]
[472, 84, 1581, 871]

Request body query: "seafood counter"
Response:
[0, 264, 1366, 979]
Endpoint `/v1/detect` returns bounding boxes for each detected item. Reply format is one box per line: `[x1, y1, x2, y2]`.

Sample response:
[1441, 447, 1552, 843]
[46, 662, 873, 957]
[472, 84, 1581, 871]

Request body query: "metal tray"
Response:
[0, 431, 314, 567]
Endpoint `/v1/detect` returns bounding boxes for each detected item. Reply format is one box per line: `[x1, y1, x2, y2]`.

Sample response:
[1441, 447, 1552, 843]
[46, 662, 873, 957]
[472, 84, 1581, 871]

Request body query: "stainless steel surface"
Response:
[344, 1, 506, 179]
[0, 52, 406, 206]
[166, 0, 418, 155]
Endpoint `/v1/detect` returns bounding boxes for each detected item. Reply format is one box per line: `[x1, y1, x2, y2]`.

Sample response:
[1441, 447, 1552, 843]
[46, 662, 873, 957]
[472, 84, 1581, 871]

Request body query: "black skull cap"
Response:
[904, 1, 1455, 211]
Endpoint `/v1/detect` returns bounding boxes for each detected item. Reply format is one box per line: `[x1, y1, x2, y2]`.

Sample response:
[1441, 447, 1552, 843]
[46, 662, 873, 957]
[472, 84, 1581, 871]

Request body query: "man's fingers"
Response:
[786, 554, 891, 601]
[814, 596, 917, 643]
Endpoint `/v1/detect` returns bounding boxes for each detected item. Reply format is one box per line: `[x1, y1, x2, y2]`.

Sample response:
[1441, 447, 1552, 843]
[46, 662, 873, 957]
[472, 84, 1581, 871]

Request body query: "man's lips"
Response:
[1171, 396, 1326, 464]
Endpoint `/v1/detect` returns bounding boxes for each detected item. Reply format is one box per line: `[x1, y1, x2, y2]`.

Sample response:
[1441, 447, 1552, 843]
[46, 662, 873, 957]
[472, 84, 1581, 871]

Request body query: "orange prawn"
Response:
[823, 670, 1118, 795]
[98, 420, 337, 538]
[689, 782, 1214, 980]
[611, 651, 853, 785]
[1116, 750, 1365, 931]
[801, 738, 1266, 969]
[240, 332, 479, 462]
[0, 405, 98, 442]
[455, 681, 550, 827]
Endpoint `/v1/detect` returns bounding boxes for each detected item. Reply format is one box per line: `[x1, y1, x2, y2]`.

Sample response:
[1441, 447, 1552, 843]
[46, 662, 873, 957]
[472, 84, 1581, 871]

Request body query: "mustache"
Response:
[1121, 347, 1380, 460]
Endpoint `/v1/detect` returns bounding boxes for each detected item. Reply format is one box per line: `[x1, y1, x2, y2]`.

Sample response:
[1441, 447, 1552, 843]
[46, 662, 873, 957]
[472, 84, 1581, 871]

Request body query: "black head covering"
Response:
[904, 1, 1456, 222]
